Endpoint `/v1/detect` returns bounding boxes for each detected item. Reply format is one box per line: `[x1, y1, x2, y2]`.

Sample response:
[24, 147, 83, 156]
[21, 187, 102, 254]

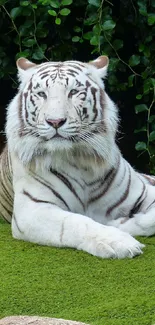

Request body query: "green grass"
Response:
[1, 220, 155, 325]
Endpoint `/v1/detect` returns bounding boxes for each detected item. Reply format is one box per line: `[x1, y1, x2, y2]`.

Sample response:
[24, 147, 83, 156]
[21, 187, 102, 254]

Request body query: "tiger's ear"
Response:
[89, 56, 109, 78]
[16, 57, 36, 70]
[16, 57, 37, 85]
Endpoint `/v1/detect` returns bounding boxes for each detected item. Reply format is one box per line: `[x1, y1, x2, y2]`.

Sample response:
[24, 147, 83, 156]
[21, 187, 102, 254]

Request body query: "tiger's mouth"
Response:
[52, 134, 65, 139]
[50, 133, 76, 142]
[41, 130, 79, 142]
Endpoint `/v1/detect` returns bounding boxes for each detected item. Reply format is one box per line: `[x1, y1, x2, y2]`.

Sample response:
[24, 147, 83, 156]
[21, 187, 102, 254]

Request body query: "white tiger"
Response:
[1, 55, 155, 259]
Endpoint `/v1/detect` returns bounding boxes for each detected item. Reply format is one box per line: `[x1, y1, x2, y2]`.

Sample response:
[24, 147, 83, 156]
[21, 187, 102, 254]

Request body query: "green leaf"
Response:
[113, 39, 123, 50]
[40, 43, 47, 51]
[108, 58, 119, 71]
[135, 104, 148, 113]
[0, 0, 8, 4]
[59, 8, 71, 15]
[20, 7, 31, 16]
[73, 26, 81, 33]
[143, 79, 152, 94]
[108, 74, 118, 86]
[135, 142, 147, 151]
[144, 47, 150, 58]
[139, 43, 145, 52]
[134, 127, 147, 133]
[145, 35, 152, 42]
[149, 115, 155, 123]
[136, 94, 142, 99]
[128, 74, 135, 87]
[83, 31, 93, 40]
[90, 35, 99, 46]
[93, 24, 100, 34]
[147, 13, 155, 25]
[48, 9, 57, 16]
[149, 131, 155, 142]
[61, 0, 72, 5]
[152, 122, 155, 131]
[22, 39, 36, 47]
[150, 78, 155, 86]
[102, 20, 116, 31]
[72, 36, 80, 42]
[137, 1, 147, 16]
[55, 17, 61, 25]
[15, 51, 29, 59]
[32, 49, 44, 60]
[88, 0, 100, 7]
[50, 0, 60, 8]
[84, 13, 98, 26]
[19, 25, 29, 36]
[20, 1, 29, 6]
[32, 4, 37, 8]
[10, 7, 22, 20]
[23, 20, 34, 28]
[129, 55, 140, 66]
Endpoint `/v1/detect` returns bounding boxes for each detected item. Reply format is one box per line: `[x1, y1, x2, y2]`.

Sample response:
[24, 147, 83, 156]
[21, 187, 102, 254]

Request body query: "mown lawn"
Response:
[0, 220, 155, 325]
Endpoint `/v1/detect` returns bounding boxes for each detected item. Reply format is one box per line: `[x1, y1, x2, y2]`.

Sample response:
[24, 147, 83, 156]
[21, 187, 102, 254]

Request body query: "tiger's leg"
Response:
[107, 206, 155, 237]
[12, 190, 144, 259]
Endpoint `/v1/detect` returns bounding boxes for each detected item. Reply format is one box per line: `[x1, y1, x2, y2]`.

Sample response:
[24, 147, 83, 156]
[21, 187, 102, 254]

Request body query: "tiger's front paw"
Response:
[79, 225, 144, 259]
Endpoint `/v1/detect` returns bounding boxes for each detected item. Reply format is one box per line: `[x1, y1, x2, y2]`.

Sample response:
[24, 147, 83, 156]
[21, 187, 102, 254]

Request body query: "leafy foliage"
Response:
[0, 0, 155, 172]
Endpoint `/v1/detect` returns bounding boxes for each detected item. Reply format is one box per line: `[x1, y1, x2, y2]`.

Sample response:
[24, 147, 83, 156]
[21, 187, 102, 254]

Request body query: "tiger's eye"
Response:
[38, 91, 47, 98]
[69, 89, 78, 97]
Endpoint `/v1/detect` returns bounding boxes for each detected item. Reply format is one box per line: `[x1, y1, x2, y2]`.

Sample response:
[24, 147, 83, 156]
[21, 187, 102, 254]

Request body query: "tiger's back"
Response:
[0, 145, 13, 223]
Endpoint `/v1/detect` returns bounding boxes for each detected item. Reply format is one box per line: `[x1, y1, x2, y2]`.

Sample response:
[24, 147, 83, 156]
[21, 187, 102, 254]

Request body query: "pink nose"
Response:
[46, 118, 66, 129]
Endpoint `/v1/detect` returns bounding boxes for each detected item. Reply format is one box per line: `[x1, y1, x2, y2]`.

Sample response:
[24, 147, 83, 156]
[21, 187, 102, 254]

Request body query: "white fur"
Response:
[5, 57, 155, 259]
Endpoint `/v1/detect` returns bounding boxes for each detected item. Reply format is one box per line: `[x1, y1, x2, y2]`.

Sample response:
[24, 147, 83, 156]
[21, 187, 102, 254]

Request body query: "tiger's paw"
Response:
[80, 225, 144, 259]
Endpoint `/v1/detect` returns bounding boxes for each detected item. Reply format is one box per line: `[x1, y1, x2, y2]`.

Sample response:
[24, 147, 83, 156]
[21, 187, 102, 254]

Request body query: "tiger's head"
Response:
[6, 56, 119, 166]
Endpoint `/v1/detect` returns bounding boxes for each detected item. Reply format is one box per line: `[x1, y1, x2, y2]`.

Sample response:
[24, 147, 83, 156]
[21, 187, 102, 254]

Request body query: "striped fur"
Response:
[1, 55, 155, 259]
[0, 145, 13, 222]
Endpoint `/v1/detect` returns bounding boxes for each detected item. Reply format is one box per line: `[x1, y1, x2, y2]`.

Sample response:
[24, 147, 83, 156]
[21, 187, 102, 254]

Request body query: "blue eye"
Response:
[38, 91, 47, 98]
[69, 89, 78, 97]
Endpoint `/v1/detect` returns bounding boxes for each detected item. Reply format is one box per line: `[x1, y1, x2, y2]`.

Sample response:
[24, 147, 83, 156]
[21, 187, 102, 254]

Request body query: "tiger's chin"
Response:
[13, 132, 117, 173]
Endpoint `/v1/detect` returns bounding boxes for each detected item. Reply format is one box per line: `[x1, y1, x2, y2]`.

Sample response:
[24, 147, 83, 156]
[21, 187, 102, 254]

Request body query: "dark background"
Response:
[0, 0, 154, 173]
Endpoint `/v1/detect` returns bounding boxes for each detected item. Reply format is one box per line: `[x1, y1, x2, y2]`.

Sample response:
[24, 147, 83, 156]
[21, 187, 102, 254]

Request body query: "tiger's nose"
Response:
[46, 118, 67, 129]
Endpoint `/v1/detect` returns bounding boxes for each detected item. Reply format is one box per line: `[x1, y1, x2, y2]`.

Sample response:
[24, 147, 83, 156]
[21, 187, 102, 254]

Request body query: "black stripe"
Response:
[65, 62, 85, 69]
[39, 70, 52, 76]
[13, 213, 23, 233]
[142, 174, 155, 186]
[23, 91, 33, 127]
[76, 79, 84, 87]
[0, 200, 12, 222]
[40, 73, 50, 79]
[91, 87, 98, 121]
[37, 64, 59, 73]
[145, 199, 155, 212]
[32, 174, 70, 210]
[63, 171, 85, 190]
[1, 179, 13, 205]
[18, 93, 25, 137]
[66, 64, 83, 71]
[88, 158, 120, 204]
[106, 165, 131, 216]
[51, 169, 84, 209]
[66, 72, 77, 77]
[23, 190, 57, 206]
[129, 181, 146, 217]
[67, 68, 78, 75]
